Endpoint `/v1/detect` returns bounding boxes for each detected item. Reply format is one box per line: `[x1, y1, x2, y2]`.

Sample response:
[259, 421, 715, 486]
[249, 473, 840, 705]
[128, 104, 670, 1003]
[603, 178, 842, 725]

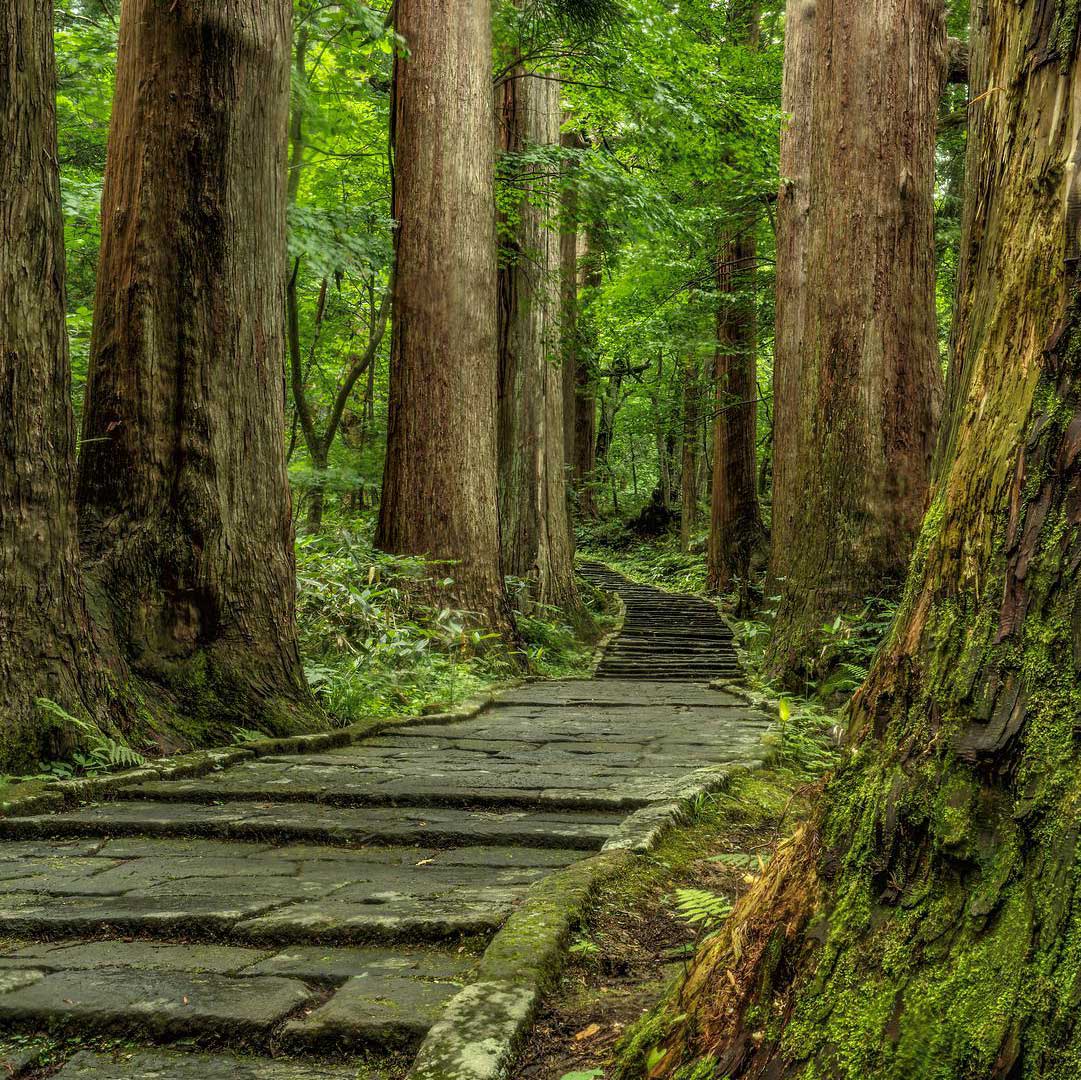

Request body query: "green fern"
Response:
[34, 698, 147, 775]
[672, 888, 732, 929]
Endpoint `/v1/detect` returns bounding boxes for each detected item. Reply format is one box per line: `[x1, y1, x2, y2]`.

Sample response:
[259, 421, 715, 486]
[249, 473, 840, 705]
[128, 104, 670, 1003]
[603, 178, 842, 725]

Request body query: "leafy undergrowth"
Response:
[296, 520, 611, 725]
[578, 519, 709, 594]
[516, 767, 819, 1080]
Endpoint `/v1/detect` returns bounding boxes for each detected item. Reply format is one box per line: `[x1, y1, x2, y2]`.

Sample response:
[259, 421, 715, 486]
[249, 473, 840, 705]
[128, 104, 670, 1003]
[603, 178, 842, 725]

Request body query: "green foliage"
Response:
[295, 515, 599, 724]
[671, 887, 733, 929]
[578, 528, 709, 593]
[33, 698, 147, 779]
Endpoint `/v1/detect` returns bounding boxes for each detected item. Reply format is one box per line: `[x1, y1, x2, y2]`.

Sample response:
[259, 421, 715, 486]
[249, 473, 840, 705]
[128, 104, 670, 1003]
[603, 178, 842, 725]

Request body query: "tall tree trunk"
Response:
[655, 351, 672, 508]
[679, 353, 700, 551]
[377, 0, 516, 640]
[497, 59, 583, 622]
[561, 130, 582, 477]
[573, 230, 601, 518]
[77, 0, 313, 734]
[0, 0, 131, 772]
[708, 232, 765, 606]
[764, 0, 945, 681]
[649, 5, 1081, 1078]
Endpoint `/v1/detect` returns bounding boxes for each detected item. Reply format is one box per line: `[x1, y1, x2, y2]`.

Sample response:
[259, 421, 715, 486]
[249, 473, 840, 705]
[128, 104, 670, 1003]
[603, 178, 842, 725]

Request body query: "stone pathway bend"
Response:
[0, 567, 770, 1079]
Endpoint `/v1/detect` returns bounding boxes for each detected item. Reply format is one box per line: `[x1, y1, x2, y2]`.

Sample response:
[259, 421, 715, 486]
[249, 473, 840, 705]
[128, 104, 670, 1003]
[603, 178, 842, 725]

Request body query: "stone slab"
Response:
[0, 967, 314, 1039]
[0, 801, 619, 850]
[240, 945, 475, 983]
[281, 972, 463, 1050]
[52, 1049, 385, 1079]
[0, 940, 271, 975]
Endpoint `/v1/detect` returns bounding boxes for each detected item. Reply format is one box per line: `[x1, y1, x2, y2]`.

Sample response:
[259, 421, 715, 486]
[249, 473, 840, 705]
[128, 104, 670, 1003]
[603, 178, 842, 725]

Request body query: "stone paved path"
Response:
[578, 563, 741, 681]
[0, 568, 769, 1079]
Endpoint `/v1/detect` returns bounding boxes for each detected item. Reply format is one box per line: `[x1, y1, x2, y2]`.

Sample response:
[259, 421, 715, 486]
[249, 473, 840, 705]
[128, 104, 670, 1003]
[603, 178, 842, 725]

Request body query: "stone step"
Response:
[0, 939, 475, 986]
[0, 953, 459, 1053]
[0, 800, 621, 850]
[600, 663, 737, 672]
[0, 837, 579, 945]
[0, 966, 316, 1043]
[50, 1049, 388, 1079]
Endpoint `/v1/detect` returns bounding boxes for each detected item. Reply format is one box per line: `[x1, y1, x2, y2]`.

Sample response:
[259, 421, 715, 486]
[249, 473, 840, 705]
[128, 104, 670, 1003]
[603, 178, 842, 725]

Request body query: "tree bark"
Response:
[573, 229, 601, 517]
[708, 232, 765, 606]
[77, 0, 313, 734]
[649, 5, 1081, 1077]
[497, 63, 584, 623]
[0, 0, 132, 772]
[679, 353, 700, 551]
[377, 0, 516, 641]
[764, 0, 946, 682]
[561, 130, 583, 477]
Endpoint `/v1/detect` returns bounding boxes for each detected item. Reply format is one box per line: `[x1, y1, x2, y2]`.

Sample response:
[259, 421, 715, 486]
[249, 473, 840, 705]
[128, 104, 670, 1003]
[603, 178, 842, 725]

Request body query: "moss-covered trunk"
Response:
[645, 4, 1081, 1078]
[766, 0, 945, 684]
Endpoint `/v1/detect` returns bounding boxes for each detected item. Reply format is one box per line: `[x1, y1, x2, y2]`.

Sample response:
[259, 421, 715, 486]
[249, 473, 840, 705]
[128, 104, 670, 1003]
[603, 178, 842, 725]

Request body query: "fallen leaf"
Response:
[574, 1023, 602, 1042]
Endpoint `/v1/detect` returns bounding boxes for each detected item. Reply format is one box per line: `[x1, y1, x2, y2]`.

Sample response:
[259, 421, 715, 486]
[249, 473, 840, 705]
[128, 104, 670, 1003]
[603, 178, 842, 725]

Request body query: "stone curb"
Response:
[407, 850, 633, 1080]
[586, 593, 626, 677]
[0, 683, 526, 821]
[405, 762, 757, 1080]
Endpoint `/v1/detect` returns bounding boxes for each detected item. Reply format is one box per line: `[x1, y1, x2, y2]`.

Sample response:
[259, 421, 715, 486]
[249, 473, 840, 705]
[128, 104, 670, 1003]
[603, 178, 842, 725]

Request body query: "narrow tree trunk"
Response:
[77, 0, 313, 734]
[679, 353, 700, 551]
[377, 0, 516, 640]
[708, 232, 765, 605]
[561, 131, 582, 477]
[764, 0, 945, 681]
[655, 351, 672, 508]
[0, 0, 130, 772]
[649, 6, 1081, 1078]
[497, 57, 583, 623]
[573, 230, 601, 517]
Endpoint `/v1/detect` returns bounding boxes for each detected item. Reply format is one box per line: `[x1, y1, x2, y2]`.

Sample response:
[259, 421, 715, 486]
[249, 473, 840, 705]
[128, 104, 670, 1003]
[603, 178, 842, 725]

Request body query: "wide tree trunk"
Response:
[764, 0, 945, 681]
[77, 0, 313, 735]
[708, 232, 765, 606]
[377, 0, 516, 640]
[497, 61, 584, 623]
[0, 0, 131, 772]
[647, 5, 1081, 1078]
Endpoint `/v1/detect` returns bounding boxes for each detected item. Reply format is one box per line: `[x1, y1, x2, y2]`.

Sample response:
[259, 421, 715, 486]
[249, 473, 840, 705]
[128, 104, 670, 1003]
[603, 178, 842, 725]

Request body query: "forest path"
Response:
[0, 569, 769, 1080]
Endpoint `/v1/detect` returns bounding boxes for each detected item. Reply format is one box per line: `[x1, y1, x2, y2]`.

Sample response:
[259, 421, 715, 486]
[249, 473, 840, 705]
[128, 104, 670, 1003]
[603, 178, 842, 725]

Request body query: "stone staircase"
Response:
[578, 562, 741, 682]
[0, 575, 767, 1079]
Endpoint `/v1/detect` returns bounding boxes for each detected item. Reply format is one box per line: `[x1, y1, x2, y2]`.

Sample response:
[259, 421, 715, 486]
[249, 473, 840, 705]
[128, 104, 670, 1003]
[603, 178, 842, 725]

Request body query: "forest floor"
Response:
[515, 767, 815, 1080]
[0, 568, 777, 1080]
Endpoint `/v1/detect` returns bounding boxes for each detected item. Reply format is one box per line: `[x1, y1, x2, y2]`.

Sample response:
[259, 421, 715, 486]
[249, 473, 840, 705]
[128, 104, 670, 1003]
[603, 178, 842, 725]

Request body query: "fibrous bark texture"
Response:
[377, 0, 516, 640]
[648, 4, 1081, 1078]
[0, 0, 128, 771]
[497, 63, 584, 623]
[78, 0, 313, 735]
[765, 0, 945, 681]
[708, 232, 765, 604]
